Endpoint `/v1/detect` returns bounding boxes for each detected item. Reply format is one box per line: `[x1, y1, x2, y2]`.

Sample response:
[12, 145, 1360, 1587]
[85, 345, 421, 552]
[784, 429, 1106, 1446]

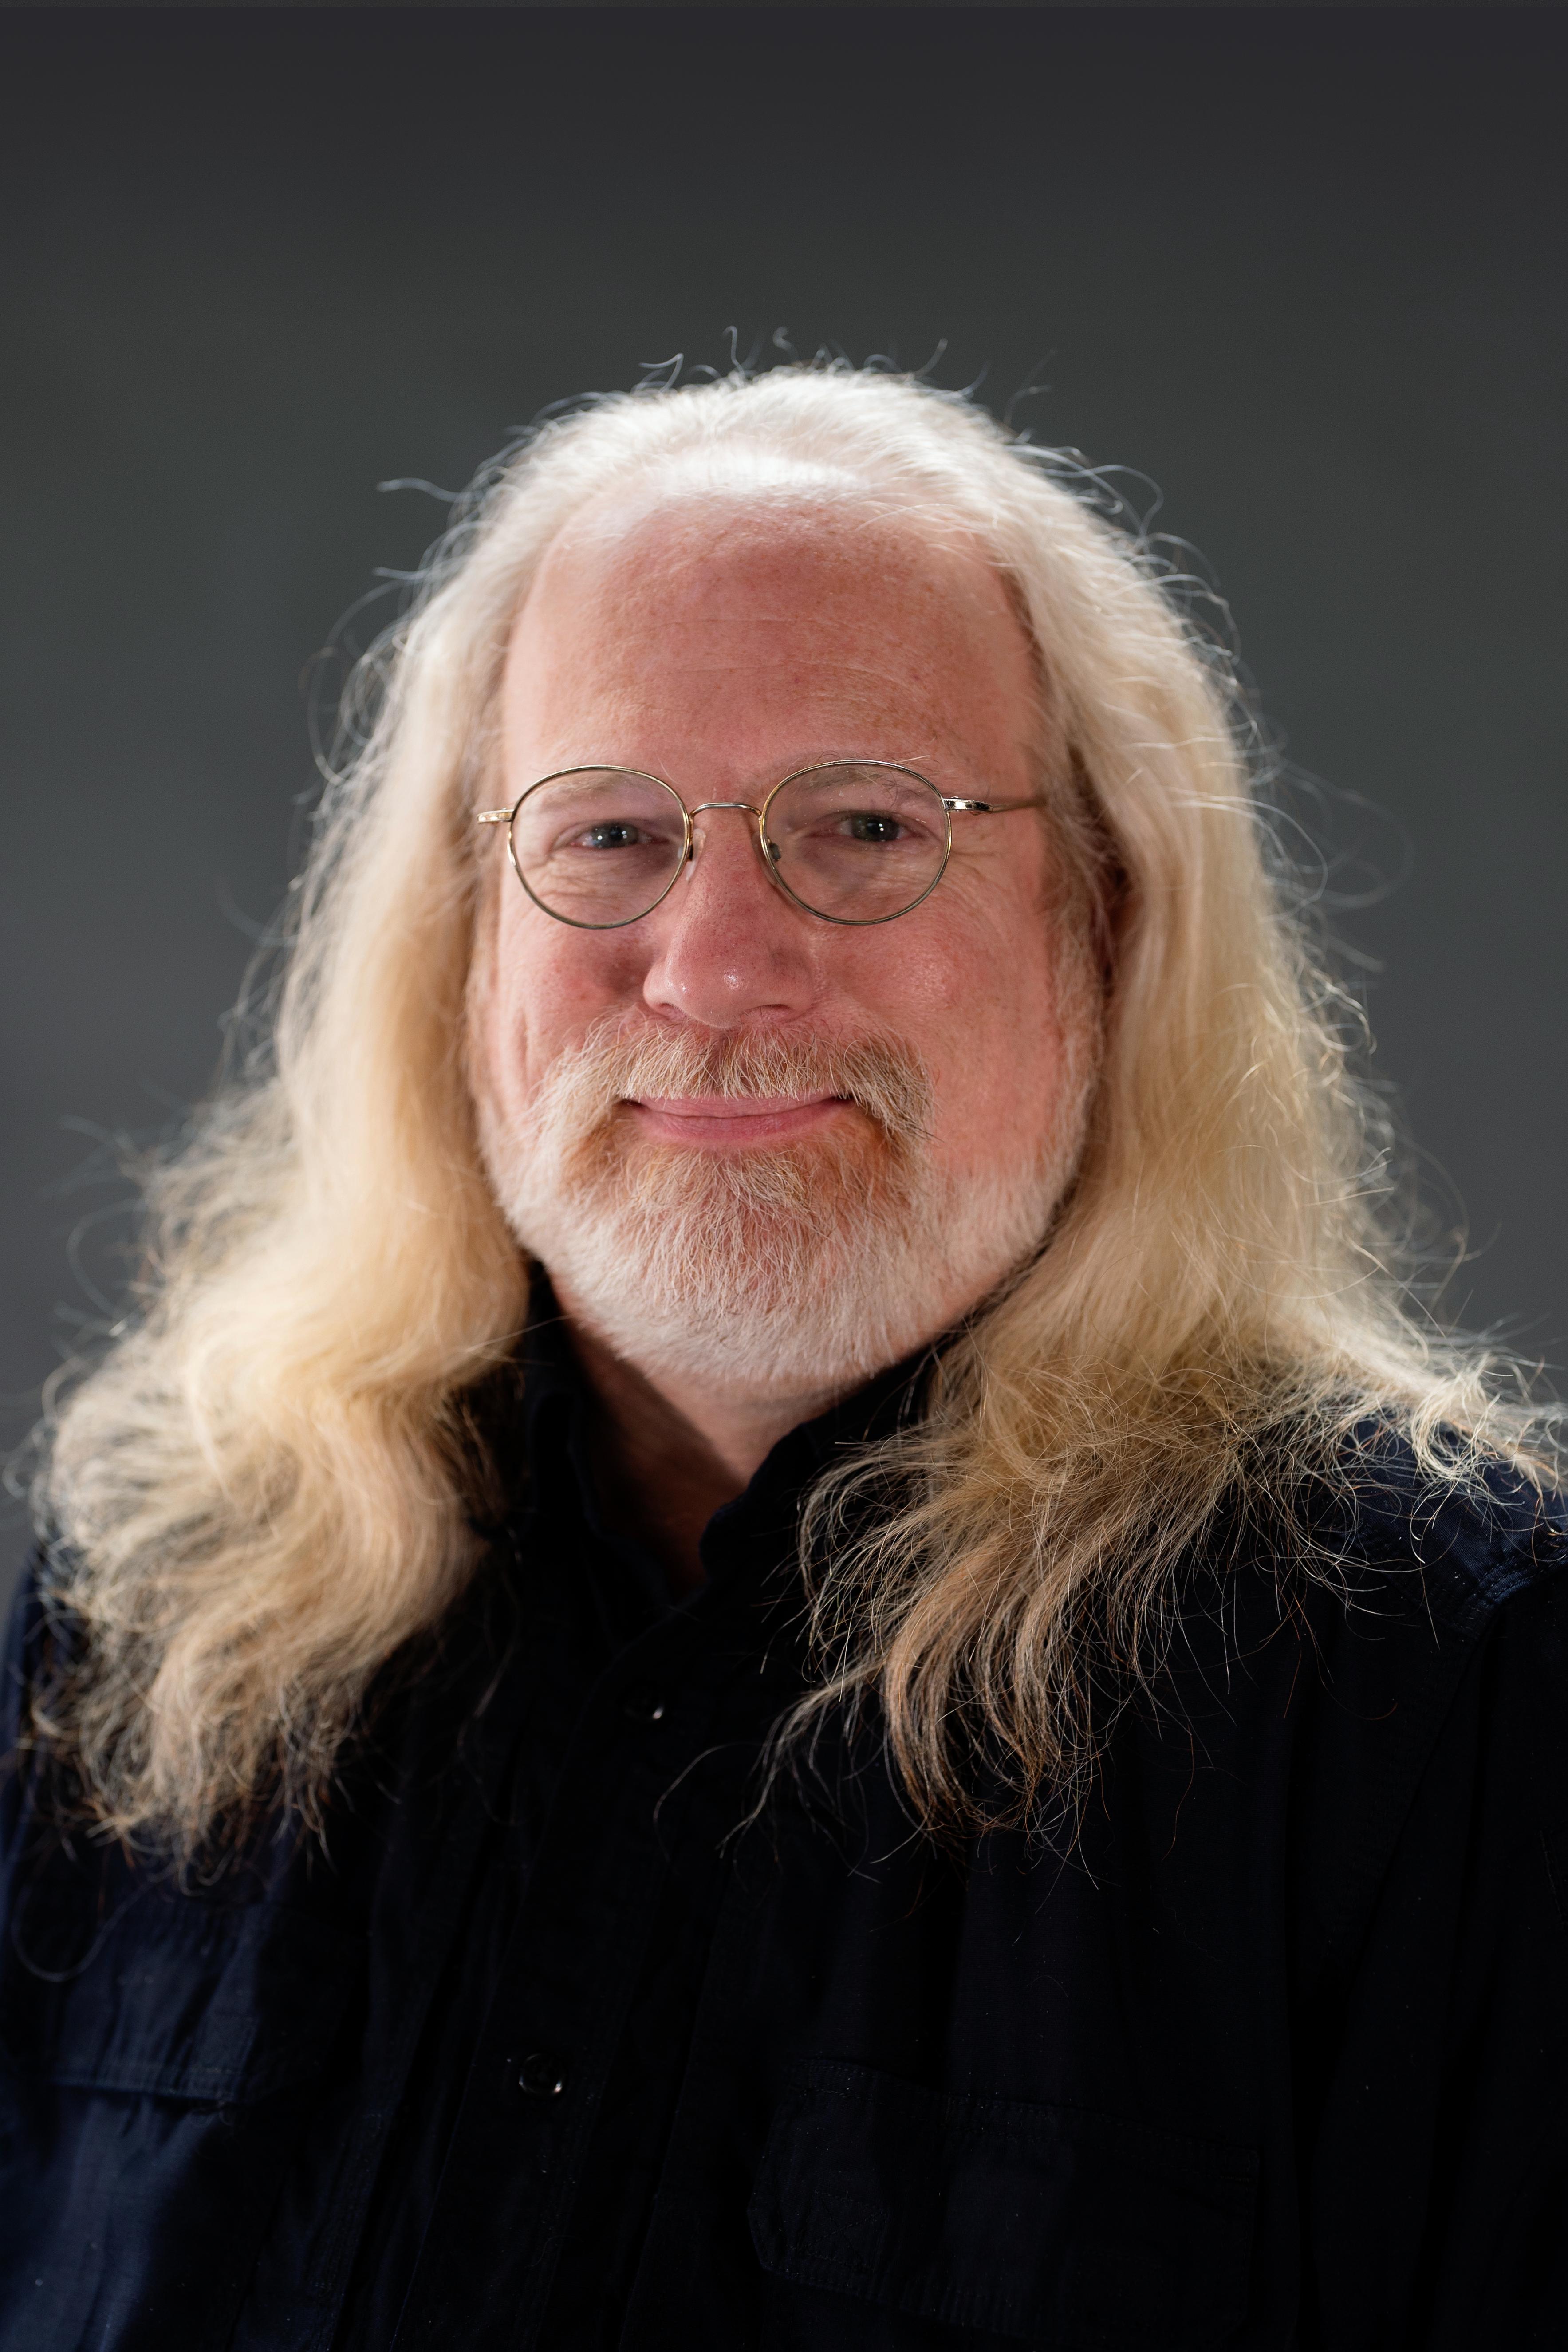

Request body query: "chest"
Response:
[0, 1608, 1307, 2352]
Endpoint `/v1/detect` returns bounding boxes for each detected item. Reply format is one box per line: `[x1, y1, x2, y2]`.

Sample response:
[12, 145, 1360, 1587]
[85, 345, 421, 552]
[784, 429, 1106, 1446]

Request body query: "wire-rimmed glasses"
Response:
[476, 760, 1045, 930]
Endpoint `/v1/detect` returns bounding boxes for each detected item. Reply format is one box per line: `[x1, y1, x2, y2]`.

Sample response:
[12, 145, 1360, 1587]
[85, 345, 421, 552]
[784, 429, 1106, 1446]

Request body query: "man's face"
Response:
[471, 487, 1099, 1405]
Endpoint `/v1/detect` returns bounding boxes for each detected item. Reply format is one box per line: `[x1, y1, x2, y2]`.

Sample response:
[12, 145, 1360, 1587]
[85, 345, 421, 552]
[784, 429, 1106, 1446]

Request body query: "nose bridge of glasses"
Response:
[683, 799, 768, 876]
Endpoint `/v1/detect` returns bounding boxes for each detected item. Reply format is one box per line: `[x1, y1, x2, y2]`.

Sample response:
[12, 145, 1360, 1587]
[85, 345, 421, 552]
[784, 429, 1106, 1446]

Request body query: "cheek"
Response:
[874, 890, 1079, 1161]
[481, 891, 646, 1103]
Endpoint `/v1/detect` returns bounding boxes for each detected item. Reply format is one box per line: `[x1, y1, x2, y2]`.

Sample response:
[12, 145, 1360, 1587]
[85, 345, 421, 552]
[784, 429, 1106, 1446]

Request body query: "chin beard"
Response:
[476, 1014, 1076, 1399]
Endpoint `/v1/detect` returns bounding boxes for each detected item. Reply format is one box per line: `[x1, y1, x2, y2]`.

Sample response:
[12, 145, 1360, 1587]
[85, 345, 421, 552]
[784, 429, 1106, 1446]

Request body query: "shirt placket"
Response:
[386, 1606, 727, 2352]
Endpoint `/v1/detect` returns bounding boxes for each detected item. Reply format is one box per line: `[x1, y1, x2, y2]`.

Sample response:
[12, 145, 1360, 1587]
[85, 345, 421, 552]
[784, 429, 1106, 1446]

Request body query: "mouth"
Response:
[626, 1092, 853, 1148]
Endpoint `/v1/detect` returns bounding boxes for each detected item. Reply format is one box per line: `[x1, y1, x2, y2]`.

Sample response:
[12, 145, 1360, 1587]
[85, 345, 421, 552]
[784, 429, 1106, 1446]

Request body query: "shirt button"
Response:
[517, 2052, 566, 2099]
[621, 1684, 667, 1723]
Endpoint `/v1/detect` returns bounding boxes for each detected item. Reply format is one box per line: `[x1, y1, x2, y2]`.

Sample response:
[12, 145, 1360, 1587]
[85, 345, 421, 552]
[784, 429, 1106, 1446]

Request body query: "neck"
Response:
[553, 1294, 851, 1596]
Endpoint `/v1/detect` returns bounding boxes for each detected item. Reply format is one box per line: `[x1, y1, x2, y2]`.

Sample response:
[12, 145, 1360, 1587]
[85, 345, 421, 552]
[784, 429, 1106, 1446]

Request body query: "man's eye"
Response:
[840, 812, 908, 845]
[573, 821, 646, 851]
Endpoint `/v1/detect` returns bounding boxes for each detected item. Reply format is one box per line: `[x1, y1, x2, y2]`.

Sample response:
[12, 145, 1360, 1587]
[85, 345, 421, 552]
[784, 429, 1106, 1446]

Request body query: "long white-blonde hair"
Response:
[30, 362, 1555, 1857]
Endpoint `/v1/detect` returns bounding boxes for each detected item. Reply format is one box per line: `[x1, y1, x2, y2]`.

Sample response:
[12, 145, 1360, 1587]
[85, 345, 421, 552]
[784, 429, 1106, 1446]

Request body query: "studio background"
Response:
[3, 5, 1564, 1606]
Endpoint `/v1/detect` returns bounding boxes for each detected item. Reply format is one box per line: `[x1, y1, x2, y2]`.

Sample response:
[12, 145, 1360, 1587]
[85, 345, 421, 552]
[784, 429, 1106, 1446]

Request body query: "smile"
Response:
[626, 1093, 851, 1147]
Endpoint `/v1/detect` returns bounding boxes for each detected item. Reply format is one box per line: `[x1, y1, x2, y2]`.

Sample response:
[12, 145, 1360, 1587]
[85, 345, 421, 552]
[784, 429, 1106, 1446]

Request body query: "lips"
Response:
[626, 1093, 849, 1146]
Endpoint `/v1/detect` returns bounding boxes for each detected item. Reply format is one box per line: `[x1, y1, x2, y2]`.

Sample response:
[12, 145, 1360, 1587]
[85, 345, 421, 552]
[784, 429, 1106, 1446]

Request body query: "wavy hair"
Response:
[29, 362, 1556, 1856]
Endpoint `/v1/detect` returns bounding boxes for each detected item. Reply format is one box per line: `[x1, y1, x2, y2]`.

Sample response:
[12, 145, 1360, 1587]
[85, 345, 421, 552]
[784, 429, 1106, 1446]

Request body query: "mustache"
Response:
[530, 1013, 936, 1150]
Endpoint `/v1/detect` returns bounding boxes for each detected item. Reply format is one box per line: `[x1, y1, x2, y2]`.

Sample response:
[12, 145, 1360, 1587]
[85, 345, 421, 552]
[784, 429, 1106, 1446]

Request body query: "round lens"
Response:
[762, 764, 949, 923]
[509, 770, 687, 928]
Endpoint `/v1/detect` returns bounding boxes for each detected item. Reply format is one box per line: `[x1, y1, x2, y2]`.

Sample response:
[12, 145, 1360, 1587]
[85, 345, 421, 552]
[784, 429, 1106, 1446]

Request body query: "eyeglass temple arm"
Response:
[942, 794, 1048, 814]
[476, 810, 511, 824]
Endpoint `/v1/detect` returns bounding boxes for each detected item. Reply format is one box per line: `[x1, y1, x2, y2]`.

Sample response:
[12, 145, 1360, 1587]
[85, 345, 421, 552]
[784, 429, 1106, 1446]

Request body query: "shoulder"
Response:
[1267, 1436, 1568, 2010]
[1297, 1423, 1568, 1639]
[1178, 1419, 1568, 1648]
[1184, 1430, 1568, 1882]
[1, 1548, 56, 1784]
[1164, 1427, 1568, 1774]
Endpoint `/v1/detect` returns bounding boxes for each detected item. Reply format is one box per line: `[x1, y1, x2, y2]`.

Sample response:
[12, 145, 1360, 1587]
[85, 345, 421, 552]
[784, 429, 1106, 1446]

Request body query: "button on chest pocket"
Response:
[749, 2060, 1258, 2349]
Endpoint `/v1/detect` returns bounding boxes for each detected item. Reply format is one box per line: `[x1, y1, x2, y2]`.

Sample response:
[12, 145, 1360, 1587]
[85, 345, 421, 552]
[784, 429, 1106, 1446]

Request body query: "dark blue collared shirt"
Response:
[2, 1317, 1567, 2351]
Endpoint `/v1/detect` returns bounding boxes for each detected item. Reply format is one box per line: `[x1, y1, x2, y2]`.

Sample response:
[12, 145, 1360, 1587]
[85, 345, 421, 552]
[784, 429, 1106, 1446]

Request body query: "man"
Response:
[3, 365, 1564, 2350]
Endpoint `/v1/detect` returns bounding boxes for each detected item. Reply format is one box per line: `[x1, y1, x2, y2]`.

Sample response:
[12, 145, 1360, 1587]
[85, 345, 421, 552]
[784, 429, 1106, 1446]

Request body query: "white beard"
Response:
[476, 1013, 1090, 1401]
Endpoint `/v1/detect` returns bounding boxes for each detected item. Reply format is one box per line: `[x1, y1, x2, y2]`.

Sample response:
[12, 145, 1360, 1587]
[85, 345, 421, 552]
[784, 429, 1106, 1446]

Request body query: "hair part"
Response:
[29, 360, 1560, 1861]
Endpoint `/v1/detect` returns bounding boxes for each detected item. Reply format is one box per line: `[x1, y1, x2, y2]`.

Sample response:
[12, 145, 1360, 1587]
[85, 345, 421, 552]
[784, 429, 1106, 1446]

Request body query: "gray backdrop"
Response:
[3, 6, 1565, 1603]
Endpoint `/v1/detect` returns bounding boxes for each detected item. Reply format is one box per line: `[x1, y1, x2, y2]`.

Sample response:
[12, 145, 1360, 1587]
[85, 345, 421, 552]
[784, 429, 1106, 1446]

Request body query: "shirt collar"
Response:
[515, 1278, 934, 1607]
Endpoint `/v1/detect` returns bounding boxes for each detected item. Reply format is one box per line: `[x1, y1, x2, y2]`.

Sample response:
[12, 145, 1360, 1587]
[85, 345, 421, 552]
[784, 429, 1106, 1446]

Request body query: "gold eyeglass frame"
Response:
[476, 760, 1046, 930]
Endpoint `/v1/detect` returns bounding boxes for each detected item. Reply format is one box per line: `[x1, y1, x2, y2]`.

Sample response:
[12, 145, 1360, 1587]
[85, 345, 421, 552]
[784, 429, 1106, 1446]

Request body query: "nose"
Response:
[639, 804, 818, 1029]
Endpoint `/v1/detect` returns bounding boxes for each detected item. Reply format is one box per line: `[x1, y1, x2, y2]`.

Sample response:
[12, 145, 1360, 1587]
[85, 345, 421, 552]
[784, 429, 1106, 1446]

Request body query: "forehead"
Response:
[501, 478, 1043, 769]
